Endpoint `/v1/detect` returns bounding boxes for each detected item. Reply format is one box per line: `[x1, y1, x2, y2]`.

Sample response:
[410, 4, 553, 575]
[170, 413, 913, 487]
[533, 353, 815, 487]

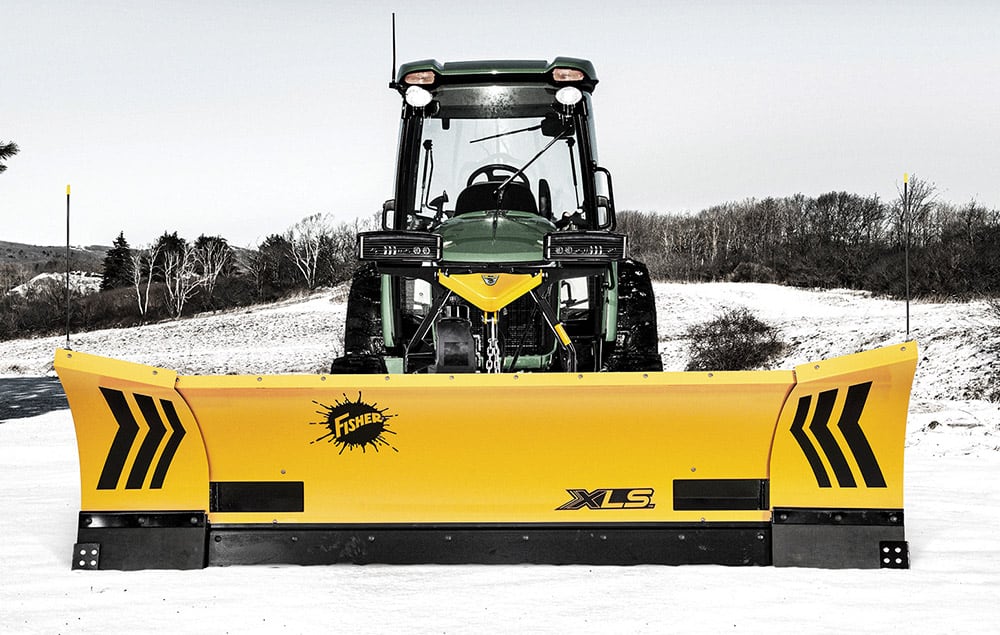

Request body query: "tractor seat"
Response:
[454, 182, 538, 215]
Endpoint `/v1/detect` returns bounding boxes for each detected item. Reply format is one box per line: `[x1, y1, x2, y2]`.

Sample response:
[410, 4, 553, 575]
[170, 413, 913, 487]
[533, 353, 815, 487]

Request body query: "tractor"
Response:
[333, 58, 661, 375]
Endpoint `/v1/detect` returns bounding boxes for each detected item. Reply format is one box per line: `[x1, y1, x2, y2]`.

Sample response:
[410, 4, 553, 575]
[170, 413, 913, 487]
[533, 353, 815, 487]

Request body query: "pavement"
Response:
[0, 377, 68, 422]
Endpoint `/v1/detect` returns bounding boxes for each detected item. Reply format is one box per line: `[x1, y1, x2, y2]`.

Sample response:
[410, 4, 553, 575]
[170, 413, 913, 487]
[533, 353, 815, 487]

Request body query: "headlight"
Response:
[405, 85, 433, 108]
[555, 86, 582, 106]
[544, 231, 627, 262]
[358, 231, 442, 263]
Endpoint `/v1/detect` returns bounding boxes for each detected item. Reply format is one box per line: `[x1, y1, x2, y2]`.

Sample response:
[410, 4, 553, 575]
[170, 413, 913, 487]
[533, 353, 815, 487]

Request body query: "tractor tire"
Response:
[331, 263, 387, 374]
[603, 259, 663, 372]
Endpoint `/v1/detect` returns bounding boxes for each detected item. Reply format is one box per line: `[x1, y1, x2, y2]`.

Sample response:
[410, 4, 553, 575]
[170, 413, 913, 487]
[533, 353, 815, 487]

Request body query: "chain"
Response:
[485, 313, 501, 374]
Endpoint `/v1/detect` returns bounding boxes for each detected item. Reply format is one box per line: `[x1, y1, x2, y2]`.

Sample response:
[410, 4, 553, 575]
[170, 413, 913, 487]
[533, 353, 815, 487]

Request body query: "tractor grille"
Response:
[464, 293, 551, 355]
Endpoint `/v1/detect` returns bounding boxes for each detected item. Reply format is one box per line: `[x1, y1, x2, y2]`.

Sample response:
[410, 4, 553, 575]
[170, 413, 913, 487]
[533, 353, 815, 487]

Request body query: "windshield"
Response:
[406, 84, 586, 228]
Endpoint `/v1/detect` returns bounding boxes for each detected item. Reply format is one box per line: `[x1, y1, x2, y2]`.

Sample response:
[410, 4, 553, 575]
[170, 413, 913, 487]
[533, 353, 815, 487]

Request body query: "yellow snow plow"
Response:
[57, 342, 916, 570]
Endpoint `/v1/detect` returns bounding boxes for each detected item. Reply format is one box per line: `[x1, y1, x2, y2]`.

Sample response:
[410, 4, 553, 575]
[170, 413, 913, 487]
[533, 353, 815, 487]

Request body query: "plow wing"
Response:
[56, 343, 916, 570]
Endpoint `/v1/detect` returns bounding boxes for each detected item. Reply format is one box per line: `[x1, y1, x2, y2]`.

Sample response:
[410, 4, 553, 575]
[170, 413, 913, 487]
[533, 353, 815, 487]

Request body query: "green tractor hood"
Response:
[439, 211, 555, 265]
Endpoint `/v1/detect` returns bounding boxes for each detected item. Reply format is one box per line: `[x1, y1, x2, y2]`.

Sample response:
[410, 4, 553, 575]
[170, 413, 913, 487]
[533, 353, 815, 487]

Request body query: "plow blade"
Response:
[55, 342, 916, 570]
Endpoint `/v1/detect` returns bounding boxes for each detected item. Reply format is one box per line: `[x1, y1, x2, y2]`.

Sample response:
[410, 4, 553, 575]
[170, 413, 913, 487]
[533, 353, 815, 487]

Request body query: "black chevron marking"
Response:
[126, 394, 167, 489]
[150, 399, 186, 489]
[809, 389, 857, 488]
[97, 388, 140, 490]
[789, 394, 831, 488]
[838, 382, 886, 488]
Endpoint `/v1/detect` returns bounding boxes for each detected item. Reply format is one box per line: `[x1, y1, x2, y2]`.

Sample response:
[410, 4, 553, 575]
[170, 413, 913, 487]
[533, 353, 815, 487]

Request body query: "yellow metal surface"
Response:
[438, 272, 542, 312]
[54, 349, 209, 512]
[175, 370, 792, 525]
[769, 342, 918, 509]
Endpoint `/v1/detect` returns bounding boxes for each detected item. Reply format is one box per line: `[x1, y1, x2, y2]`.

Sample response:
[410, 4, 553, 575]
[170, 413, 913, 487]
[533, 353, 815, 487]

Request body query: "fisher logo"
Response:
[556, 488, 655, 510]
[311, 393, 397, 454]
[790, 381, 886, 488]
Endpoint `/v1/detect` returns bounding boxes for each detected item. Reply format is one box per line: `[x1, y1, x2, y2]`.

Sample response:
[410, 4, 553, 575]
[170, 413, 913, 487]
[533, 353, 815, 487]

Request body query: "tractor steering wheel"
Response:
[467, 164, 530, 187]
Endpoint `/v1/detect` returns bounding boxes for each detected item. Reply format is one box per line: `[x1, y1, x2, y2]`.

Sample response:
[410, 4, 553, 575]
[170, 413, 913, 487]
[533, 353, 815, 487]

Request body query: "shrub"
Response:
[988, 297, 1000, 321]
[727, 262, 778, 284]
[685, 307, 786, 371]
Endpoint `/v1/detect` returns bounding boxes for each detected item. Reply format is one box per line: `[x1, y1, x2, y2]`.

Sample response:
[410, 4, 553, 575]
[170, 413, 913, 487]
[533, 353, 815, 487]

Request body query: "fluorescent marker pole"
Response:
[65, 184, 71, 348]
[903, 173, 910, 339]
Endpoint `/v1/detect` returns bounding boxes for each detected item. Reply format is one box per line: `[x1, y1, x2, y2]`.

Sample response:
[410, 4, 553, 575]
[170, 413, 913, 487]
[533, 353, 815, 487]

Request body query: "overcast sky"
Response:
[2, 0, 998, 248]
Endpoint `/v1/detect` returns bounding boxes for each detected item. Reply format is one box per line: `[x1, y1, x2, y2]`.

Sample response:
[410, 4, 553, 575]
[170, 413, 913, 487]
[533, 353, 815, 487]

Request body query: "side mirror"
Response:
[429, 191, 449, 214]
[382, 199, 395, 229]
[541, 113, 573, 138]
[594, 167, 616, 230]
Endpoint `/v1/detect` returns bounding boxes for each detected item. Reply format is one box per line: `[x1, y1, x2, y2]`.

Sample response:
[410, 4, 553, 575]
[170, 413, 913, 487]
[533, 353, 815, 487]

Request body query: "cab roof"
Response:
[393, 57, 598, 92]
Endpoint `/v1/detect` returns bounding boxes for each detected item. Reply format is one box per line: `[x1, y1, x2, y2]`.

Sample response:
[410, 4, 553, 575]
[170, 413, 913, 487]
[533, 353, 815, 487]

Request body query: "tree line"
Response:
[0, 213, 375, 341]
[3, 177, 999, 342]
[618, 179, 1000, 297]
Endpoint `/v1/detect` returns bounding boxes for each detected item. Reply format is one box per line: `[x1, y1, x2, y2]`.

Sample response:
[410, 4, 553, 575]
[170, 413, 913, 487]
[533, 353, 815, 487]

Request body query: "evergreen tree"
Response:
[100, 231, 133, 291]
[152, 231, 187, 282]
[0, 141, 18, 173]
[258, 234, 298, 293]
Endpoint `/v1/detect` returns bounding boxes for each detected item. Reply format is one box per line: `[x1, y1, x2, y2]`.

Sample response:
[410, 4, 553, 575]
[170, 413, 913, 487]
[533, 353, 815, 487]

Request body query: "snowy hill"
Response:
[0, 240, 106, 277]
[6, 271, 103, 297]
[2, 280, 997, 444]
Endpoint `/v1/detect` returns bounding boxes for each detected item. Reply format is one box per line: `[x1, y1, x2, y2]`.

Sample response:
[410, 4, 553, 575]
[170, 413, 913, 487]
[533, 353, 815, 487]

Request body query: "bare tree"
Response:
[237, 246, 269, 299]
[162, 244, 203, 318]
[286, 213, 330, 290]
[896, 175, 938, 247]
[326, 215, 377, 284]
[131, 244, 161, 321]
[193, 236, 232, 308]
[0, 262, 30, 296]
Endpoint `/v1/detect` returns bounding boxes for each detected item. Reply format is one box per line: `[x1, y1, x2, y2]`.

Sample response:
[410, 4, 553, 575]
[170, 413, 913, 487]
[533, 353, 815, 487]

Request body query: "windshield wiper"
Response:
[493, 126, 572, 201]
[490, 125, 573, 240]
[469, 124, 542, 144]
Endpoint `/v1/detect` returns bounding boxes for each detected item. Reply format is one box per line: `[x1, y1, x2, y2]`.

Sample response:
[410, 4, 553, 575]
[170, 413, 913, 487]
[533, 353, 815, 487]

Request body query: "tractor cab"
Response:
[385, 59, 614, 240]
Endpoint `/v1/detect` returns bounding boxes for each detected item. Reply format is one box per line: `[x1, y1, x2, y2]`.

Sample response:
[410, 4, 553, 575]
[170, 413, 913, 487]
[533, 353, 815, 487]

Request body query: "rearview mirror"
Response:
[594, 167, 616, 230]
[382, 199, 395, 229]
[541, 113, 573, 138]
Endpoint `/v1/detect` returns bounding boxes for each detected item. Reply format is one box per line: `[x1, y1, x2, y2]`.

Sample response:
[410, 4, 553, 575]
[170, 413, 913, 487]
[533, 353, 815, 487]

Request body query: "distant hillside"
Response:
[0, 241, 107, 275]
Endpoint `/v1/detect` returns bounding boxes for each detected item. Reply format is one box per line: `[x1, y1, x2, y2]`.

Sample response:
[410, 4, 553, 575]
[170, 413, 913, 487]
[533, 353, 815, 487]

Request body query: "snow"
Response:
[1, 282, 999, 632]
[7, 271, 103, 298]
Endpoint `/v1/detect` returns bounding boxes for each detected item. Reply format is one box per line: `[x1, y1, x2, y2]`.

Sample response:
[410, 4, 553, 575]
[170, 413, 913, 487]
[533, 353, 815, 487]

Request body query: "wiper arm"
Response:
[469, 124, 542, 144]
[490, 126, 572, 241]
[493, 127, 571, 199]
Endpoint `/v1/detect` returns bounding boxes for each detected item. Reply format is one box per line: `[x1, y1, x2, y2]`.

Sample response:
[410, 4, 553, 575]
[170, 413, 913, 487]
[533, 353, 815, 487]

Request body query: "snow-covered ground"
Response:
[6, 271, 103, 298]
[1, 282, 998, 632]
